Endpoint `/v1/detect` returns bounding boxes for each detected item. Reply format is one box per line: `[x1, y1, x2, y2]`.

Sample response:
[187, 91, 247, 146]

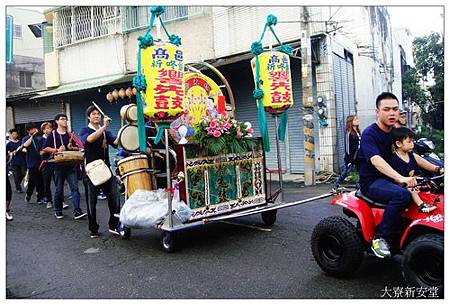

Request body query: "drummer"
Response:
[42, 114, 87, 220]
[79, 105, 120, 238]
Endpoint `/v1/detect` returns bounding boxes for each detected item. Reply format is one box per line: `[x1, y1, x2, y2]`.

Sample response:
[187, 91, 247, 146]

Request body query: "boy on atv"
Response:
[389, 127, 444, 214]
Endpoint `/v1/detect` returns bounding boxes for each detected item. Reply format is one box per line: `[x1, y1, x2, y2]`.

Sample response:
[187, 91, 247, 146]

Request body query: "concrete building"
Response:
[19, 5, 406, 176]
[5, 7, 46, 133]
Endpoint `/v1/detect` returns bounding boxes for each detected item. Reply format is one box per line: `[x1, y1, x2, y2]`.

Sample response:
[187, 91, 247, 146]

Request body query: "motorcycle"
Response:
[414, 138, 444, 170]
[311, 174, 444, 293]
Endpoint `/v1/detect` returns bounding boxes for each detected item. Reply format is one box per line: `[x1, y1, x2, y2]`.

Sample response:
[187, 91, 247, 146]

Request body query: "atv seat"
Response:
[355, 189, 388, 208]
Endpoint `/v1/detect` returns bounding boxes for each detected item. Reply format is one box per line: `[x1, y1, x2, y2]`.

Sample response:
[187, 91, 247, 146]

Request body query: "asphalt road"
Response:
[6, 177, 409, 299]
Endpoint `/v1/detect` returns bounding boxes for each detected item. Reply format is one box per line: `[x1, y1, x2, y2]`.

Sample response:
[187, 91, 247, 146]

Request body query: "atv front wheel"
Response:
[402, 234, 443, 292]
[311, 216, 364, 277]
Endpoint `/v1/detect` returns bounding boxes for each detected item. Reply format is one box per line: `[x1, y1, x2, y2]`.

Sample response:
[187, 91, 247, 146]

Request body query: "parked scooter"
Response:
[414, 138, 444, 171]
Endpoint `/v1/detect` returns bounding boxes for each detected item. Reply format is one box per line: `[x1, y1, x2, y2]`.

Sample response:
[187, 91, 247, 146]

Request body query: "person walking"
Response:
[21, 122, 45, 204]
[332, 115, 361, 191]
[79, 105, 119, 238]
[39, 122, 56, 209]
[42, 114, 87, 220]
[6, 128, 26, 193]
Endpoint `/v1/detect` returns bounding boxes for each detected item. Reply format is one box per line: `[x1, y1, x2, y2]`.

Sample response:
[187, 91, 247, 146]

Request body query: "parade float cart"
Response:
[114, 8, 332, 252]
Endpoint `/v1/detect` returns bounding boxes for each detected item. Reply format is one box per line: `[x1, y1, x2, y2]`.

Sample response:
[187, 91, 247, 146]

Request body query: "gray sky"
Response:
[388, 6, 444, 37]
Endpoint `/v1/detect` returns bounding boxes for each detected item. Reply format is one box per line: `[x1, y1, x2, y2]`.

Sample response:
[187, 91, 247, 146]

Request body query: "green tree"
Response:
[412, 32, 444, 129]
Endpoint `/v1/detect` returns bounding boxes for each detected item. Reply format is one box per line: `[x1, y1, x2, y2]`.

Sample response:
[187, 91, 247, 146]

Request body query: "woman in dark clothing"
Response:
[333, 115, 361, 191]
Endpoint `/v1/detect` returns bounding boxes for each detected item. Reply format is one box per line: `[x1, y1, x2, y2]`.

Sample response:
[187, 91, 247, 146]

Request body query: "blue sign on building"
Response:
[6, 15, 13, 64]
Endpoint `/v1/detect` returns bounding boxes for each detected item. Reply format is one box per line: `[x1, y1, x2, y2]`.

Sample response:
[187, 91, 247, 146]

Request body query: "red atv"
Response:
[311, 175, 444, 291]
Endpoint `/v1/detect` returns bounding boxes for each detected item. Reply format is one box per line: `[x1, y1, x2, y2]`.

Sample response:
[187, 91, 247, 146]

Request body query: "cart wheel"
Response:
[161, 231, 176, 253]
[118, 222, 131, 240]
[261, 210, 277, 226]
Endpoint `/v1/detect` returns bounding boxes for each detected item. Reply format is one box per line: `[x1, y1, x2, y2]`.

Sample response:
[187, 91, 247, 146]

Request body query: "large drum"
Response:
[120, 104, 138, 123]
[117, 154, 153, 198]
[117, 124, 139, 152]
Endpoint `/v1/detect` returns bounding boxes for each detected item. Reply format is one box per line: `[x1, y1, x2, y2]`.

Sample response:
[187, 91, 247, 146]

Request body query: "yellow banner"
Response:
[251, 51, 293, 113]
[141, 43, 185, 120]
[184, 73, 224, 125]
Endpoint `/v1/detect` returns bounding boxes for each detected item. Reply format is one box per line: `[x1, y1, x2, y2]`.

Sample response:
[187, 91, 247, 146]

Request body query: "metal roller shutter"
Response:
[216, 58, 304, 173]
[333, 53, 356, 170]
[13, 101, 65, 124]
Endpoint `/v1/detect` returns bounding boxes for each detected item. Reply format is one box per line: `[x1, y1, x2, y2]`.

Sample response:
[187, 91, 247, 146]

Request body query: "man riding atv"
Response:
[357, 92, 442, 258]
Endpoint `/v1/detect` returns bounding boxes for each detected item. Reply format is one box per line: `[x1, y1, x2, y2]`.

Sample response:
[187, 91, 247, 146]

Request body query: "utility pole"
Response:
[300, 7, 315, 186]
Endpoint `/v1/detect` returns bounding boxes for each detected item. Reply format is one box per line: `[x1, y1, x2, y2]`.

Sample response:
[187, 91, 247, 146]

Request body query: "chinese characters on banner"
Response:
[184, 73, 225, 125]
[251, 51, 293, 113]
[142, 43, 185, 121]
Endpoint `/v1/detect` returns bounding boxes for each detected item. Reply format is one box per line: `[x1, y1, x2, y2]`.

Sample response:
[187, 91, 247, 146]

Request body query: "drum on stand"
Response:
[117, 124, 139, 152]
[120, 104, 138, 123]
[117, 154, 153, 198]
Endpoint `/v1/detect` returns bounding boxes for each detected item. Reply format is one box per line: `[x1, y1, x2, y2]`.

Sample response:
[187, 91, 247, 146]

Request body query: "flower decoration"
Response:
[192, 113, 256, 156]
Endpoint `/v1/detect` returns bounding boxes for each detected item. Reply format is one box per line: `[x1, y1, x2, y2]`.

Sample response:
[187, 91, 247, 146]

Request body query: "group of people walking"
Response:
[6, 106, 122, 238]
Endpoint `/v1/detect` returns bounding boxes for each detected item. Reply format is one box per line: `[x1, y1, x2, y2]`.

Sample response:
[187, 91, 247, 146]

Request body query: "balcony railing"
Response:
[53, 6, 210, 48]
[54, 6, 121, 48]
[121, 6, 209, 32]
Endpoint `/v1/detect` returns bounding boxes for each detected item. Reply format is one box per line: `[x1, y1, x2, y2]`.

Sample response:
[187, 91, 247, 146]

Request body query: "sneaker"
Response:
[97, 192, 107, 200]
[418, 203, 437, 213]
[90, 232, 100, 239]
[38, 199, 45, 205]
[54, 211, 64, 219]
[62, 202, 69, 209]
[46, 202, 53, 209]
[25, 195, 31, 204]
[16, 189, 24, 194]
[6, 212, 13, 221]
[371, 238, 391, 258]
[331, 186, 338, 194]
[74, 210, 87, 220]
[108, 228, 120, 236]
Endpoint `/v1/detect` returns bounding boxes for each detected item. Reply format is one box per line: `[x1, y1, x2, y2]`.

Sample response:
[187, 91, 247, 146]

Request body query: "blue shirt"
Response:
[79, 127, 117, 167]
[390, 151, 419, 177]
[357, 123, 394, 190]
[21, 135, 43, 169]
[6, 140, 26, 166]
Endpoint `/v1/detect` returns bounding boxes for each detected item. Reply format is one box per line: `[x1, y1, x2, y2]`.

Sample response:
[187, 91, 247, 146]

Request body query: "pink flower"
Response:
[246, 128, 254, 135]
[236, 131, 243, 138]
[222, 122, 231, 130]
[209, 121, 217, 129]
[213, 130, 221, 138]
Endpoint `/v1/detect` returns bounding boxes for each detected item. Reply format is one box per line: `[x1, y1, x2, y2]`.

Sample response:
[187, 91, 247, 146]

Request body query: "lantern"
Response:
[251, 51, 293, 113]
[118, 88, 126, 99]
[141, 43, 185, 122]
[112, 89, 119, 101]
[125, 87, 133, 98]
[183, 72, 225, 125]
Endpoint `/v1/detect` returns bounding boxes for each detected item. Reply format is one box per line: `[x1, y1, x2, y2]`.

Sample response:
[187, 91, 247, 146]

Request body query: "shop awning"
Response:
[30, 73, 136, 100]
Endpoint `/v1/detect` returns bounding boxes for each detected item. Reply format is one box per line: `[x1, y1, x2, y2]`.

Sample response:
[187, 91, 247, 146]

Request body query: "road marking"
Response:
[220, 221, 272, 232]
[84, 247, 100, 254]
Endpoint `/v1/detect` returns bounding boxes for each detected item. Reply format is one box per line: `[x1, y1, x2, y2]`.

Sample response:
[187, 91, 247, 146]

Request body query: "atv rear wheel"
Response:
[402, 234, 443, 292]
[311, 216, 364, 277]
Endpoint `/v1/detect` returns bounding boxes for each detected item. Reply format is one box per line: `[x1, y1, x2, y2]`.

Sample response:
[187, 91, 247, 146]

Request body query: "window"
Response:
[13, 24, 22, 38]
[19, 71, 32, 88]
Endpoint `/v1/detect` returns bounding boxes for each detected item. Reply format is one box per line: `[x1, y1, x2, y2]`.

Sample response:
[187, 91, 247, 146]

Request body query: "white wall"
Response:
[124, 12, 214, 71]
[321, 7, 395, 130]
[6, 7, 45, 59]
[212, 7, 303, 58]
[57, 35, 126, 83]
[391, 27, 414, 103]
